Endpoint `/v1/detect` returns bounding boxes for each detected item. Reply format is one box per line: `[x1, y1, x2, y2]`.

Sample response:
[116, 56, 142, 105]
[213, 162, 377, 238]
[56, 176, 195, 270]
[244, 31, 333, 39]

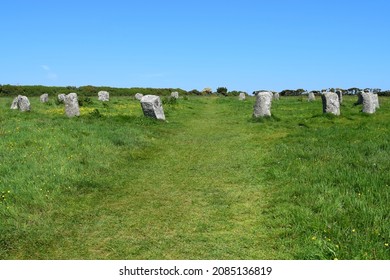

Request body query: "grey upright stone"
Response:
[273, 92, 280, 100]
[238, 92, 246, 100]
[308, 91, 316, 101]
[361, 92, 376, 114]
[40, 93, 49, 103]
[321, 92, 340, 115]
[58, 94, 66, 102]
[135, 93, 143, 100]
[171, 91, 179, 99]
[11, 95, 31, 111]
[64, 92, 80, 117]
[336, 90, 343, 104]
[140, 95, 166, 120]
[253, 91, 272, 117]
[98, 91, 109, 101]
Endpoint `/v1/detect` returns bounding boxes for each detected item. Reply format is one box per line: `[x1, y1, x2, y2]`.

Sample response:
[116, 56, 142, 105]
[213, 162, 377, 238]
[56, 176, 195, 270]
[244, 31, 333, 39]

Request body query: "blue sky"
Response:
[1, 0, 389, 93]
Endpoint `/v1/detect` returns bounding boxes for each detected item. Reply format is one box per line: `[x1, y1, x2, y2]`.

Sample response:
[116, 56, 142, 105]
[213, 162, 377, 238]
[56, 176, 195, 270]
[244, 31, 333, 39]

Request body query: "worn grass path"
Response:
[39, 97, 282, 259]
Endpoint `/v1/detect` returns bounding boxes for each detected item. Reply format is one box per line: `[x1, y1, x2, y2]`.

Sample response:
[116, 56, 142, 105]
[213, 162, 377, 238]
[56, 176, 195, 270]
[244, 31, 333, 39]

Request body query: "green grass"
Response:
[0, 95, 389, 259]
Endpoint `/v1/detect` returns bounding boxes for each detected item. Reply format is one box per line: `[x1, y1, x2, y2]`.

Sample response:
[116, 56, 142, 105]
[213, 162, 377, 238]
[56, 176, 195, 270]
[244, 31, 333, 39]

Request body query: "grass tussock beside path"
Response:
[0, 95, 389, 259]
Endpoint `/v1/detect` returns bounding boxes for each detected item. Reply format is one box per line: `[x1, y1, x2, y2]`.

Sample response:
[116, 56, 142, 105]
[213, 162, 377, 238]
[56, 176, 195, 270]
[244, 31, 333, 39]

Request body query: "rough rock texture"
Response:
[98, 91, 109, 101]
[135, 93, 144, 100]
[308, 91, 316, 101]
[10, 95, 31, 111]
[238, 92, 246, 100]
[321, 92, 340, 115]
[336, 90, 343, 104]
[361, 92, 376, 114]
[273, 92, 280, 100]
[40, 93, 49, 103]
[140, 95, 166, 120]
[253, 91, 272, 117]
[64, 93, 80, 117]
[372, 93, 380, 109]
[58, 94, 66, 102]
[171, 91, 179, 98]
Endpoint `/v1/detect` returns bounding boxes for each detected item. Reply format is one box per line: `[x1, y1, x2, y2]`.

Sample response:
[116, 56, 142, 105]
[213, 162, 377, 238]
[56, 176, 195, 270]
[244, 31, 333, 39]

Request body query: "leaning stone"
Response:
[64, 93, 80, 117]
[238, 92, 246, 100]
[273, 92, 280, 100]
[40, 93, 49, 103]
[58, 94, 66, 102]
[98, 91, 109, 101]
[140, 95, 165, 120]
[321, 92, 340, 115]
[171, 91, 179, 99]
[361, 92, 376, 114]
[253, 91, 272, 117]
[308, 91, 316, 101]
[135, 93, 143, 100]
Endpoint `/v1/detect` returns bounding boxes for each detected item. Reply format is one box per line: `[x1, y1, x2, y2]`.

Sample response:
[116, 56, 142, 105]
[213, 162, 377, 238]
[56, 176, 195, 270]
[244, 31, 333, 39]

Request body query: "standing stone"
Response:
[361, 92, 376, 114]
[336, 90, 343, 104]
[64, 93, 80, 117]
[135, 93, 143, 100]
[40, 93, 49, 103]
[58, 94, 66, 102]
[253, 91, 272, 117]
[171, 91, 179, 99]
[140, 95, 165, 120]
[238, 92, 246, 100]
[10, 95, 30, 111]
[98, 91, 109, 101]
[321, 92, 340, 115]
[308, 91, 316, 101]
[273, 92, 280, 100]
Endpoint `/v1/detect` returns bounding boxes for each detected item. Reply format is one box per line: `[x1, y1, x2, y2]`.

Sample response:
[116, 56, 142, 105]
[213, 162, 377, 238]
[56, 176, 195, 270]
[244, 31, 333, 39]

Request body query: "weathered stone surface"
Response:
[98, 91, 109, 101]
[372, 93, 380, 109]
[336, 90, 343, 104]
[10, 95, 31, 111]
[64, 93, 80, 117]
[171, 91, 179, 99]
[273, 92, 280, 100]
[140, 95, 165, 120]
[238, 92, 246, 100]
[135, 93, 143, 100]
[40, 93, 49, 103]
[361, 92, 376, 114]
[58, 94, 66, 102]
[308, 91, 316, 101]
[253, 91, 272, 117]
[10, 96, 19, 109]
[321, 92, 340, 115]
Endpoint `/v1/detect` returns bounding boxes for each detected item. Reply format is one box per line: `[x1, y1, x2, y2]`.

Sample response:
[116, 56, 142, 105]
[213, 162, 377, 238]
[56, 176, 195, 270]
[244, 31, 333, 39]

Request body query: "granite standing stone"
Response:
[135, 93, 143, 100]
[361, 92, 376, 114]
[308, 91, 316, 101]
[171, 91, 179, 99]
[273, 92, 280, 100]
[40, 93, 49, 103]
[253, 91, 272, 117]
[140, 95, 166, 120]
[238, 92, 246, 100]
[98, 91, 109, 101]
[10, 95, 31, 111]
[336, 90, 343, 104]
[64, 93, 80, 117]
[321, 92, 340, 115]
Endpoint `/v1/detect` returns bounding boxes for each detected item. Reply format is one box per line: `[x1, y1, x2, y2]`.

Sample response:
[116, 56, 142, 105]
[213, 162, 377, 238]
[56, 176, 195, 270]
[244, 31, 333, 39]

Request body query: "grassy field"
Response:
[0, 94, 389, 259]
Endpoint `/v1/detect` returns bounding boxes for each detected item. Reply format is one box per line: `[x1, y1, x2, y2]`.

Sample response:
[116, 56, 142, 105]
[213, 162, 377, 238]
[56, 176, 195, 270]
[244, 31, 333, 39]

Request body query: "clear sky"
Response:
[1, 0, 389, 93]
